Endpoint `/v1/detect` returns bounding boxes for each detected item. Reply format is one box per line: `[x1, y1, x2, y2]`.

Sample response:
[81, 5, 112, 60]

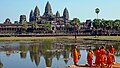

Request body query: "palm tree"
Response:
[71, 18, 80, 40]
[95, 8, 100, 19]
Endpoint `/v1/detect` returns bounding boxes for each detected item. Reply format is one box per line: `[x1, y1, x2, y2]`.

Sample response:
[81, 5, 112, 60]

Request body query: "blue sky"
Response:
[0, 0, 120, 23]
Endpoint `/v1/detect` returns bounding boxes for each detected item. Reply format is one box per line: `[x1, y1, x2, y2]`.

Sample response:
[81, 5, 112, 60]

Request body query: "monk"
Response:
[87, 49, 93, 67]
[73, 45, 80, 66]
[110, 46, 115, 54]
[95, 47, 101, 66]
[100, 46, 107, 67]
[110, 45, 115, 63]
[107, 51, 114, 68]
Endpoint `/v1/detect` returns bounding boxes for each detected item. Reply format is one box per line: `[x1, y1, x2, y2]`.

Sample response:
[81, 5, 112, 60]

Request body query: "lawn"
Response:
[0, 36, 120, 41]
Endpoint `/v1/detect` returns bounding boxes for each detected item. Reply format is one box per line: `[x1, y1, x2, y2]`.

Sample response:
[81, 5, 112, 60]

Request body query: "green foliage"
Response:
[65, 24, 72, 29]
[22, 22, 27, 33]
[31, 22, 38, 29]
[93, 18, 120, 30]
[114, 19, 120, 30]
[43, 22, 52, 31]
[0, 62, 3, 68]
[93, 19, 102, 28]
[19, 45, 28, 52]
[71, 18, 80, 28]
[95, 8, 100, 14]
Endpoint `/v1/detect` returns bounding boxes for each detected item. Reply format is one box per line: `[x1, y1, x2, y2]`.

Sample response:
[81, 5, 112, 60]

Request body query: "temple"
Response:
[0, 1, 73, 34]
[0, 1, 94, 35]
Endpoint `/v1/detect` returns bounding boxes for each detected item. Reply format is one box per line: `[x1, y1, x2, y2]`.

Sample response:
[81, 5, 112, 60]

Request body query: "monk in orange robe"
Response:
[107, 51, 114, 68]
[110, 46, 115, 54]
[95, 48, 101, 66]
[87, 49, 93, 67]
[100, 46, 107, 67]
[73, 45, 80, 66]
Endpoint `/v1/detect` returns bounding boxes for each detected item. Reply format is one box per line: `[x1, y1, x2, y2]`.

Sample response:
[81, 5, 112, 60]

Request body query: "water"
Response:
[0, 39, 120, 68]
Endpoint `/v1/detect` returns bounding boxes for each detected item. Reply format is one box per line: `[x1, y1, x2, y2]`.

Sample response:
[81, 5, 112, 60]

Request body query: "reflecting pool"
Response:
[0, 39, 120, 68]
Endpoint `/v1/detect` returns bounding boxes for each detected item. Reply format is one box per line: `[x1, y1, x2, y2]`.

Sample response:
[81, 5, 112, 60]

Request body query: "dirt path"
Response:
[65, 62, 120, 68]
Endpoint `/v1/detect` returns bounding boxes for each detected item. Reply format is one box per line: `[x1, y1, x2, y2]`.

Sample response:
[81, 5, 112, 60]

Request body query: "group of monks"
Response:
[73, 45, 115, 68]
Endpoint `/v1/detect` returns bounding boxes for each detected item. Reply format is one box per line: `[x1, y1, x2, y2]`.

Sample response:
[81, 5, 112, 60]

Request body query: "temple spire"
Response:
[63, 8, 69, 20]
[30, 10, 34, 17]
[56, 11, 60, 17]
[34, 6, 40, 17]
[43, 1, 53, 17]
[29, 10, 34, 22]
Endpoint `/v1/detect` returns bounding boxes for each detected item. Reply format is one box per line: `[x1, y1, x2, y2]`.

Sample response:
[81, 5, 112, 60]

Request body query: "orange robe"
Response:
[111, 47, 115, 62]
[73, 47, 79, 63]
[87, 51, 93, 65]
[107, 51, 114, 65]
[100, 48, 107, 65]
[95, 49, 101, 65]
[111, 47, 115, 54]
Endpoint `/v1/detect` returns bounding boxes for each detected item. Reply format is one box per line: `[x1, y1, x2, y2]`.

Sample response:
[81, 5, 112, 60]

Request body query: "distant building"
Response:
[0, 1, 70, 34]
[0, 1, 98, 36]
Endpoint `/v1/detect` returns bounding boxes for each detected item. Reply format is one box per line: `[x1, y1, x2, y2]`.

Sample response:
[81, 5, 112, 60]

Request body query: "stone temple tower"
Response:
[29, 10, 34, 22]
[19, 15, 26, 24]
[56, 11, 60, 22]
[63, 8, 69, 23]
[29, 6, 40, 22]
[43, 1, 53, 17]
[56, 11, 60, 17]
[34, 6, 40, 22]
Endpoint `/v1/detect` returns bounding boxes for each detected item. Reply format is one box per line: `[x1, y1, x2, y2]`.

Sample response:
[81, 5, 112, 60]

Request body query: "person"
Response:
[110, 46, 115, 54]
[87, 49, 93, 67]
[110, 45, 115, 63]
[106, 50, 114, 68]
[73, 45, 80, 66]
[100, 46, 107, 68]
[95, 47, 101, 66]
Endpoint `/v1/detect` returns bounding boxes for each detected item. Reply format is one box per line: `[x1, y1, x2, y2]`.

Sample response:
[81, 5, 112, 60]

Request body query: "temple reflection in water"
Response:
[0, 40, 120, 68]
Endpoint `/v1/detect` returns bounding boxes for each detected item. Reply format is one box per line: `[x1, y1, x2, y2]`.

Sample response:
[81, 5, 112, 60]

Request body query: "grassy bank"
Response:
[82, 36, 120, 41]
[0, 36, 120, 41]
[0, 37, 59, 41]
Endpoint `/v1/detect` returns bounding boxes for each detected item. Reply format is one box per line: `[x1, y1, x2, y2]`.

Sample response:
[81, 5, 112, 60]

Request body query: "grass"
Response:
[0, 36, 120, 41]
[0, 37, 58, 41]
[82, 36, 120, 41]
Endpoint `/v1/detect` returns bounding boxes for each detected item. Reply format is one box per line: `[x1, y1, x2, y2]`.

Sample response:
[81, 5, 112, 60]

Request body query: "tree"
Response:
[31, 22, 38, 29]
[43, 22, 52, 33]
[93, 19, 102, 36]
[22, 22, 27, 33]
[65, 24, 72, 32]
[95, 8, 100, 19]
[71, 18, 80, 40]
[105, 20, 113, 36]
[114, 20, 120, 35]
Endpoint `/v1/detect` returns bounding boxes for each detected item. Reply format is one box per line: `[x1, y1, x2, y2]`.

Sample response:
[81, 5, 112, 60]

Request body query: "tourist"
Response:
[87, 49, 93, 67]
[95, 47, 101, 66]
[73, 45, 80, 66]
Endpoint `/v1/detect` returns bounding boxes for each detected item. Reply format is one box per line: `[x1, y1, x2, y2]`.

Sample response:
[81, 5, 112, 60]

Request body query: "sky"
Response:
[0, 0, 120, 23]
